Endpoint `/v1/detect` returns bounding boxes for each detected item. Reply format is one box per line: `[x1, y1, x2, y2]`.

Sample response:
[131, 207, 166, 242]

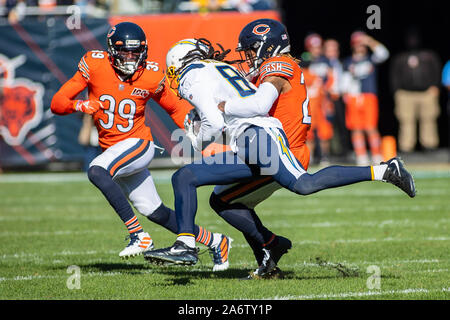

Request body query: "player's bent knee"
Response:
[87, 165, 111, 186]
[132, 200, 161, 217]
[209, 192, 227, 213]
[171, 166, 197, 188]
[293, 174, 316, 195]
[145, 203, 170, 223]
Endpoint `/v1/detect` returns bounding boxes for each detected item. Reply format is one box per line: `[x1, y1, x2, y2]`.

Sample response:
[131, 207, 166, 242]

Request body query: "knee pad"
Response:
[87, 165, 111, 187]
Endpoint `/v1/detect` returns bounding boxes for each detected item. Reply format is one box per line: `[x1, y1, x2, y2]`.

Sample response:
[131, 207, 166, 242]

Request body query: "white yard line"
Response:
[0, 171, 175, 184]
[268, 287, 450, 300]
[0, 230, 101, 237]
[229, 236, 450, 248]
[269, 204, 449, 216]
[0, 269, 154, 282]
[269, 218, 450, 229]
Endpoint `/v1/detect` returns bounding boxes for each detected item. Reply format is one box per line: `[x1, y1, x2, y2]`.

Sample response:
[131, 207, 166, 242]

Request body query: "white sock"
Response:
[372, 164, 388, 181]
[177, 235, 196, 248]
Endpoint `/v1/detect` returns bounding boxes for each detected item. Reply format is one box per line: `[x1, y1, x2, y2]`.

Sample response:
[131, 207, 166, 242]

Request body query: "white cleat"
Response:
[119, 232, 154, 259]
[209, 234, 233, 272]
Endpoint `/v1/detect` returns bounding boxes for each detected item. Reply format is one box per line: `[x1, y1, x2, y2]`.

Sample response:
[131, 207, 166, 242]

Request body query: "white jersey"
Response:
[178, 60, 282, 152]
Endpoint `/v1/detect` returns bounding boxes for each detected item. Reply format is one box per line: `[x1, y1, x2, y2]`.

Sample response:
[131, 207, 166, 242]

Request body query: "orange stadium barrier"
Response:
[109, 11, 281, 66]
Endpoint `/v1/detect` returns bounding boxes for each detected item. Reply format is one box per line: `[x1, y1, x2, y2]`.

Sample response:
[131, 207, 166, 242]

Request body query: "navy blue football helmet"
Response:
[236, 19, 291, 79]
[106, 22, 148, 76]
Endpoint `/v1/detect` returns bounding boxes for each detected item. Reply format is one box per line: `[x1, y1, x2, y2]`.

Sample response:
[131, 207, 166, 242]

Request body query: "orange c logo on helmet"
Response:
[107, 27, 116, 38]
[252, 24, 271, 36]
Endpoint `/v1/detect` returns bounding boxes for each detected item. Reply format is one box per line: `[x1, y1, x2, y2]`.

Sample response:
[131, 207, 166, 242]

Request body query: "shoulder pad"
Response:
[78, 50, 108, 80]
[259, 57, 295, 81]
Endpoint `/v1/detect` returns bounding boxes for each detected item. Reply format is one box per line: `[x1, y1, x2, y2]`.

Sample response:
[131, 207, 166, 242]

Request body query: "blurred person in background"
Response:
[442, 59, 450, 158]
[3, 0, 27, 23]
[341, 31, 389, 165]
[190, 0, 227, 12]
[323, 38, 351, 159]
[227, 0, 274, 12]
[389, 27, 442, 153]
[302, 33, 334, 165]
[443, 60, 450, 108]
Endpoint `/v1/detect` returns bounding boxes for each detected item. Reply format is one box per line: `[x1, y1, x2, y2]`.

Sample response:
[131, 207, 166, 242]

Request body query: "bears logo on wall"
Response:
[0, 54, 44, 146]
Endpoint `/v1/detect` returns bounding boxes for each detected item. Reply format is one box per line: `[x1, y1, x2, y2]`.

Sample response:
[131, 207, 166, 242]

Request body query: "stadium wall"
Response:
[0, 10, 280, 170]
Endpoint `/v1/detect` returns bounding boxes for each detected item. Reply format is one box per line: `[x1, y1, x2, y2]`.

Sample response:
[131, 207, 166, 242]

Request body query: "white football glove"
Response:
[184, 109, 202, 151]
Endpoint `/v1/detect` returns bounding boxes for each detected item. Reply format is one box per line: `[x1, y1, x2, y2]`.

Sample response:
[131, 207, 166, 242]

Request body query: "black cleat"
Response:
[242, 248, 284, 280]
[270, 235, 292, 265]
[381, 157, 416, 198]
[144, 240, 199, 266]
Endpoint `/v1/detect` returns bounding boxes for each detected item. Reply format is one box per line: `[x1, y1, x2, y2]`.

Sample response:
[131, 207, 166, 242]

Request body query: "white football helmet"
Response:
[166, 39, 210, 82]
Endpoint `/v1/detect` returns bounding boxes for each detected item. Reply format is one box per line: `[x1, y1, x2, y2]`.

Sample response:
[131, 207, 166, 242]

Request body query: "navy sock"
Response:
[87, 166, 135, 224]
[146, 203, 178, 233]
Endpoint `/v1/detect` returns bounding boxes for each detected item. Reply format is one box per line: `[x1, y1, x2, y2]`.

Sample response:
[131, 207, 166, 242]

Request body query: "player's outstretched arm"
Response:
[219, 76, 286, 117]
[153, 79, 194, 129]
[51, 72, 90, 115]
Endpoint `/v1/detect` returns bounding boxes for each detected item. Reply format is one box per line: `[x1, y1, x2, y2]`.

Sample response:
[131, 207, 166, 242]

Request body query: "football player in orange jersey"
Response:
[210, 19, 415, 278]
[51, 22, 232, 271]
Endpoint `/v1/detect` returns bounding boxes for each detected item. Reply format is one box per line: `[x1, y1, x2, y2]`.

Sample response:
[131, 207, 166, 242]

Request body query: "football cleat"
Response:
[270, 235, 292, 265]
[119, 231, 153, 259]
[247, 266, 283, 280]
[144, 240, 199, 266]
[381, 157, 416, 198]
[209, 234, 233, 272]
[243, 248, 284, 280]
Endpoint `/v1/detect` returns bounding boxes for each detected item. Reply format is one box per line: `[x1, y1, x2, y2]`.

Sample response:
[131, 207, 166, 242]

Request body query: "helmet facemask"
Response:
[236, 40, 266, 82]
[165, 38, 214, 91]
[108, 39, 147, 76]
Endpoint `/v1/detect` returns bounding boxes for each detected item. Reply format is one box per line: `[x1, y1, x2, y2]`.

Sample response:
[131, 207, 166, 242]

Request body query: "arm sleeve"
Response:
[442, 61, 450, 86]
[153, 78, 193, 129]
[50, 71, 88, 115]
[224, 82, 279, 118]
[371, 44, 390, 64]
[183, 82, 224, 151]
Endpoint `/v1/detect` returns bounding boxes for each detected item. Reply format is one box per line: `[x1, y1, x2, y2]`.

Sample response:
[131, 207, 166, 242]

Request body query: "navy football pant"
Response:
[172, 126, 372, 235]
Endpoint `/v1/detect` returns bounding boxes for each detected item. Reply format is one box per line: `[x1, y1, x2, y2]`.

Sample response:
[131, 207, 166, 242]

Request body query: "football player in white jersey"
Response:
[144, 38, 416, 267]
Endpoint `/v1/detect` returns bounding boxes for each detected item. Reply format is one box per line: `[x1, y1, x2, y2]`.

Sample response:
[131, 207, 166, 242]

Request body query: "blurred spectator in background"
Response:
[2, 0, 27, 23]
[390, 27, 442, 153]
[443, 59, 450, 155]
[443, 60, 450, 106]
[227, 0, 274, 12]
[302, 33, 334, 165]
[189, 0, 227, 12]
[341, 31, 389, 165]
[323, 38, 351, 158]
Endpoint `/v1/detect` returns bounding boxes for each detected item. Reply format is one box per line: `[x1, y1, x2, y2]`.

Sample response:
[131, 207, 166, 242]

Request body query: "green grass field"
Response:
[0, 165, 449, 300]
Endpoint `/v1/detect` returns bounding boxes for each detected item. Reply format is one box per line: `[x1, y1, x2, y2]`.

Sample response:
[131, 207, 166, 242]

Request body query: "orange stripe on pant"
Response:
[109, 140, 149, 176]
[220, 176, 273, 203]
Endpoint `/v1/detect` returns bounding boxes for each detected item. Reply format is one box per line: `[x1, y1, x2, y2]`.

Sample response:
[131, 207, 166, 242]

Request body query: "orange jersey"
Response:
[51, 50, 192, 150]
[256, 55, 311, 169]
